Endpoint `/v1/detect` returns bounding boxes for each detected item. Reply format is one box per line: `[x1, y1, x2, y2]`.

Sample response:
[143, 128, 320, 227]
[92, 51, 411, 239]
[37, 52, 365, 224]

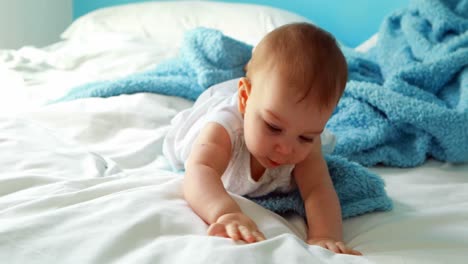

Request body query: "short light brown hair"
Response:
[246, 22, 347, 108]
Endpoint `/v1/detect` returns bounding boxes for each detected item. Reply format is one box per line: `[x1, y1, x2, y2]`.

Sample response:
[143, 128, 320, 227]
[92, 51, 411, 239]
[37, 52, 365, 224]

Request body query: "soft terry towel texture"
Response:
[332, 0, 468, 167]
[251, 155, 391, 219]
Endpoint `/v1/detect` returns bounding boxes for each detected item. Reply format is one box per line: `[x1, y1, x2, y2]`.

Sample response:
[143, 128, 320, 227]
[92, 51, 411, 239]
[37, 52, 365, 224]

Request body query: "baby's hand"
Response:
[207, 212, 266, 243]
[307, 238, 362, 255]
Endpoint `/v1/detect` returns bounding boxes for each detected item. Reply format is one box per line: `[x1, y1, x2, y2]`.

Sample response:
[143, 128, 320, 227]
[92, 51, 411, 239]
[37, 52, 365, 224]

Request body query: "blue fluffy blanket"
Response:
[332, 0, 468, 167]
[53, 0, 468, 218]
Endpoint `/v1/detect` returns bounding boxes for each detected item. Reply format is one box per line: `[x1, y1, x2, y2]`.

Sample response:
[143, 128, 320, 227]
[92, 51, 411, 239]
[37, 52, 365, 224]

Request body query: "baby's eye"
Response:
[265, 122, 282, 133]
[299, 136, 314, 143]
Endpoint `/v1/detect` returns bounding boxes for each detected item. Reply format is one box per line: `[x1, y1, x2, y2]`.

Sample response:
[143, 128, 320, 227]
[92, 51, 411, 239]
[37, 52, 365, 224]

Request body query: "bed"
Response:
[1, 1, 467, 263]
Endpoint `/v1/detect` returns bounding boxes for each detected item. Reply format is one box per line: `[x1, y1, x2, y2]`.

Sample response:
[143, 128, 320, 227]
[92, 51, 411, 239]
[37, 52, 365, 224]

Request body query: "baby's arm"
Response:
[184, 122, 265, 243]
[294, 138, 362, 255]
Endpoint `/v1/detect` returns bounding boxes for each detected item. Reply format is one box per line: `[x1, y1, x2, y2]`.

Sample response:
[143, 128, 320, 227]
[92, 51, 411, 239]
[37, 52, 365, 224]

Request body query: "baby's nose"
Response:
[274, 140, 293, 156]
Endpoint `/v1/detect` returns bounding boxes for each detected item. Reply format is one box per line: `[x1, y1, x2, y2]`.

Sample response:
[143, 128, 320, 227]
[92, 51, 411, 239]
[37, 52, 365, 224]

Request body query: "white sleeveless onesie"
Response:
[162, 78, 336, 197]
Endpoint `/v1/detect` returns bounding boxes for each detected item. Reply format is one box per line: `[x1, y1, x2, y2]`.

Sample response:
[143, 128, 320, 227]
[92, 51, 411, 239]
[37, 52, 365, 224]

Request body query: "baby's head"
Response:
[243, 22, 347, 109]
[237, 22, 347, 168]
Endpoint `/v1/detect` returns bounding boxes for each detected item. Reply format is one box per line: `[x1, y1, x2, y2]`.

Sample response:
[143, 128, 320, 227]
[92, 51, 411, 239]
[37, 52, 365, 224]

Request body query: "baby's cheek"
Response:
[246, 131, 266, 154]
[255, 133, 270, 153]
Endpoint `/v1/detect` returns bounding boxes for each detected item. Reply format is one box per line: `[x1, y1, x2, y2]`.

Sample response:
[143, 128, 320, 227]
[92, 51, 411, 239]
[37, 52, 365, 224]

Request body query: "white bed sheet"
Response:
[1, 33, 467, 264]
[0, 33, 179, 112]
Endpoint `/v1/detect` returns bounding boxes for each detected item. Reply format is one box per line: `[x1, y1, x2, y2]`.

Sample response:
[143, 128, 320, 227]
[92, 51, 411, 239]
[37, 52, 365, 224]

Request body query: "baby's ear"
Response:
[238, 77, 250, 114]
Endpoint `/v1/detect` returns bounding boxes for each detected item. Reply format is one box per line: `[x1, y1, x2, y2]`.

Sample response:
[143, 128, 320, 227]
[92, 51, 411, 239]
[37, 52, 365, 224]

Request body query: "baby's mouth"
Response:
[268, 158, 281, 167]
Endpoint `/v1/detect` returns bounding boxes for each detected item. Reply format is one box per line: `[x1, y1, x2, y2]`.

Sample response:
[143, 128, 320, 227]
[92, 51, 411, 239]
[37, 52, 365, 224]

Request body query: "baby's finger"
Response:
[336, 242, 347, 254]
[238, 225, 255, 243]
[325, 241, 340, 254]
[252, 230, 266, 242]
[207, 223, 228, 238]
[226, 223, 241, 241]
[336, 242, 362, 256]
[346, 248, 363, 256]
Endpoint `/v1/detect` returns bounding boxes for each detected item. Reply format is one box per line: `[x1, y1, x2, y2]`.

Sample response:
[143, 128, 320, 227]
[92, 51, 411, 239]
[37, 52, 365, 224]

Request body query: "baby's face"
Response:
[238, 74, 335, 169]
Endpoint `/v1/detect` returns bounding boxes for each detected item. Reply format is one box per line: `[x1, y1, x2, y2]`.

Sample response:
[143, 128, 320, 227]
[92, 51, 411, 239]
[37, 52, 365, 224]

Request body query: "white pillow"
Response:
[62, 1, 310, 45]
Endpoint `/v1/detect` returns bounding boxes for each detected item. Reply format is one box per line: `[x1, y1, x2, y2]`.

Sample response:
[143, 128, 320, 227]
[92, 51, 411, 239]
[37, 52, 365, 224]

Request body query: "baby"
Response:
[163, 22, 361, 255]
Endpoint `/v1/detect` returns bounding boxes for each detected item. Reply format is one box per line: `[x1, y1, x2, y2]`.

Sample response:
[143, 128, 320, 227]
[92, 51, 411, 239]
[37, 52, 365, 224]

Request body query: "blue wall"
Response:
[73, 0, 154, 18]
[73, 0, 409, 47]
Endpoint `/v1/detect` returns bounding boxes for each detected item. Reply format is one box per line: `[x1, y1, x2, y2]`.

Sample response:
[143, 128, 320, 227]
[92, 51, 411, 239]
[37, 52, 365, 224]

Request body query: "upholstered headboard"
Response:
[72, 0, 409, 47]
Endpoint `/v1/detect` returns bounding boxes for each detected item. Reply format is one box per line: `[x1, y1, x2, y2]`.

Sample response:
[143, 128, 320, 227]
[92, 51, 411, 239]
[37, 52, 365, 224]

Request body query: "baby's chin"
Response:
[258, 156, 283, 169]
[251, 151, 288, 169]
[259, 155, 302, 169]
